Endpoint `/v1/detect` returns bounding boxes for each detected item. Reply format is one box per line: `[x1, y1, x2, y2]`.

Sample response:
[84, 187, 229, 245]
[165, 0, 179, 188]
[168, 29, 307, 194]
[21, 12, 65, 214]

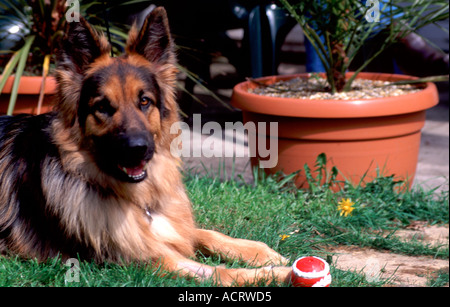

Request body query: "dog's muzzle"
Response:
[116, 132, 154, 182]
[117, 133, 153, 181]
[92, 130, 155, 183]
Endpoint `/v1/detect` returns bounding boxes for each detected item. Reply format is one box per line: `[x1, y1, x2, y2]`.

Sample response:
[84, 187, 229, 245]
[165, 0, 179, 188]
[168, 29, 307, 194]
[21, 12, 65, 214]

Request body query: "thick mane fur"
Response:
[0, 8, 195, 262]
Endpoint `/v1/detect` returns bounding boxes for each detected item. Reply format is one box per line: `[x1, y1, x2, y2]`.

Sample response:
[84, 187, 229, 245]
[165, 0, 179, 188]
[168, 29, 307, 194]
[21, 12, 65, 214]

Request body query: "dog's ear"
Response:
[55, 18, 110, 128]
[59, 18, 110, 74]
[126, 7, 175, 65]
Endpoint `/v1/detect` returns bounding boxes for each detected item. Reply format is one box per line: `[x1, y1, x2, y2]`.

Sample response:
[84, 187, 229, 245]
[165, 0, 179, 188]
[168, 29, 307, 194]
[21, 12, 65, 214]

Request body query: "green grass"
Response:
[0, 162, 448, 287]
[427, 269, 450, 287]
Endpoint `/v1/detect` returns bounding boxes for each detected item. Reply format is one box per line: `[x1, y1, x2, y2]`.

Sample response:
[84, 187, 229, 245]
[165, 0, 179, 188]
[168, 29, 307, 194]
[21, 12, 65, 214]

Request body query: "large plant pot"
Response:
[0, 76, 56, 115]
[231, 72, 439, 188]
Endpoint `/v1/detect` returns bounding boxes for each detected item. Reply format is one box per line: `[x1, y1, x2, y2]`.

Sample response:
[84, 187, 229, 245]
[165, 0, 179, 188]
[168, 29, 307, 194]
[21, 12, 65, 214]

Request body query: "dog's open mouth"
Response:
[118, 161, 148, 181]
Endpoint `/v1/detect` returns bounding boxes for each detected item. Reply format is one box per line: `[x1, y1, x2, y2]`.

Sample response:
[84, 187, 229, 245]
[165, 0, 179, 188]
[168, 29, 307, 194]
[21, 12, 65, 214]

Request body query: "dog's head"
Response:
[55, 7, 179, 183]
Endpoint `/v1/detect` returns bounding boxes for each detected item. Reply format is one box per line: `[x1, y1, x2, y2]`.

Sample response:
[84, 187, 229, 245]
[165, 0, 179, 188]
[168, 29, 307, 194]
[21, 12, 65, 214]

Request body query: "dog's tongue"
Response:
[119, 161, 147, 177]
[124, 165, 144, 176]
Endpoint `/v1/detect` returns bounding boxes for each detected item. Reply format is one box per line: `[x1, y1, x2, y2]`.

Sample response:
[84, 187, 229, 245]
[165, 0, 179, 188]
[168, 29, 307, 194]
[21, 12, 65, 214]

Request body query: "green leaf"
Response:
[6, 35, 35, 115]
[0, 51, 20, 95]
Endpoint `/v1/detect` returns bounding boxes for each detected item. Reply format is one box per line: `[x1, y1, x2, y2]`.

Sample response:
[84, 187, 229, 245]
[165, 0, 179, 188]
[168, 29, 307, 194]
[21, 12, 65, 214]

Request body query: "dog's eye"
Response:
[94, 98, 115, 116]
[140, 96, 153, 107]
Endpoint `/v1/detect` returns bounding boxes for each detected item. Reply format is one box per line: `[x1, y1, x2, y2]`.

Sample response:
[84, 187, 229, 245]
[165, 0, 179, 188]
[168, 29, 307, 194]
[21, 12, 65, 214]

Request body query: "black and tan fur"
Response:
[0, 7, 291, 286]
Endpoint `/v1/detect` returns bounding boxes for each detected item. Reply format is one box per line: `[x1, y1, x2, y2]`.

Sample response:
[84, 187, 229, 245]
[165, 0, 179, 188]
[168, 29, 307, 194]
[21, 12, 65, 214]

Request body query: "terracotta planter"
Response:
[0, 76, 57, 115]
[231, 72, 439, 188]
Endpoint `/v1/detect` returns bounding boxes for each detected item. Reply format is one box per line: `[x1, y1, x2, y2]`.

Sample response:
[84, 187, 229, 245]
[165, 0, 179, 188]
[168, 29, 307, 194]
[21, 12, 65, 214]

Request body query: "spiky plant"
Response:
[0, 0, 136, 115]
[279, 0, 449, 93]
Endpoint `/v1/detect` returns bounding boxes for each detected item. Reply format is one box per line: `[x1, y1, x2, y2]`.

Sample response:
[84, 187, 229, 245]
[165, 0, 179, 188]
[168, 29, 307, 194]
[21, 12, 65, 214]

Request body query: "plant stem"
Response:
[36, 54, 51, 115]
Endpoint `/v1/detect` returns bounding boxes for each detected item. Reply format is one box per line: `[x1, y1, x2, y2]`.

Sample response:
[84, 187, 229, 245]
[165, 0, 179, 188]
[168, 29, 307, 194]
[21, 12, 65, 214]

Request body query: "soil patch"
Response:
[248, 77, 421, 100]
[330, 224, 449, 286]
[394, 222, 449, 245]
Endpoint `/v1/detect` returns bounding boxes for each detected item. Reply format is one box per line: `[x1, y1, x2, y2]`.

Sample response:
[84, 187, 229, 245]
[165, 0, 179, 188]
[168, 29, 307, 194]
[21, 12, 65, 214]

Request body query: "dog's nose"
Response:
[121, 133, 153, 161]
[127, 135, 149, 155]
[127, 135, 148, 153]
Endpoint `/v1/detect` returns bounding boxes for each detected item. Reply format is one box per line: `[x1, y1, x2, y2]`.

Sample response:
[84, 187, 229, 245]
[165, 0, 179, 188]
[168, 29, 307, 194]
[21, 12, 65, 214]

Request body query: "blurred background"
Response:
[1, 0, 448, 123]
[106, 0, 449, 124]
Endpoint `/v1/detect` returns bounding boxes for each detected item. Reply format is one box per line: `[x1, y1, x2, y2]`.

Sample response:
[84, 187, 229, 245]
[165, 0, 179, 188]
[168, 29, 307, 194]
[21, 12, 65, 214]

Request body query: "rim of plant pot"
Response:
[231, 72, 439, 118]
[1, 75, 57, 95]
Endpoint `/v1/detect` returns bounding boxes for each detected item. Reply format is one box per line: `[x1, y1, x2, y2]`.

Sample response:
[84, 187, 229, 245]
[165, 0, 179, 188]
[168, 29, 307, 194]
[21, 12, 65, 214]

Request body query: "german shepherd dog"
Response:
[0, 7, 291, 286]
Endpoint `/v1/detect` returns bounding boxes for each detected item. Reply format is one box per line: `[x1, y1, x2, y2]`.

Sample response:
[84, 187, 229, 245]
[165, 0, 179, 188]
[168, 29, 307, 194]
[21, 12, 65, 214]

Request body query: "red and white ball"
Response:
[290, 256, 332, 287]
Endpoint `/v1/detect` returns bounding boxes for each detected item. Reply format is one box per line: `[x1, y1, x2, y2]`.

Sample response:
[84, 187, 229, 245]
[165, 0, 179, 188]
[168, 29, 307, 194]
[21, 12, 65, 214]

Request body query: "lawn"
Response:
[0, 158, 448, 287]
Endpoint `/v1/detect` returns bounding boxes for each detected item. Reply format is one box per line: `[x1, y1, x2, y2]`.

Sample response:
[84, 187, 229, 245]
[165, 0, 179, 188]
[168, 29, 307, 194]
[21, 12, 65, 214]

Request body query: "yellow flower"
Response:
[279, 234, 290, 241]
[338, 198, 355, 217]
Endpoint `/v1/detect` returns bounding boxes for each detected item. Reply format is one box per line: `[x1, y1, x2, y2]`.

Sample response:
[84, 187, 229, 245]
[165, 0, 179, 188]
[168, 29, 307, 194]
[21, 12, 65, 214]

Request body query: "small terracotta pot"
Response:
[231, 72, 439, 188]
[0, 76, 57, 115]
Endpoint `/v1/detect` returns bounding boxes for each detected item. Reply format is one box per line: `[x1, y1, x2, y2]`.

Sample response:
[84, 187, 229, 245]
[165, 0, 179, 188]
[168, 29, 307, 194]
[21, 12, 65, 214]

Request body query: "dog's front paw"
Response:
[263, 248, 290, 267]
[250, 242, 290, 267]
